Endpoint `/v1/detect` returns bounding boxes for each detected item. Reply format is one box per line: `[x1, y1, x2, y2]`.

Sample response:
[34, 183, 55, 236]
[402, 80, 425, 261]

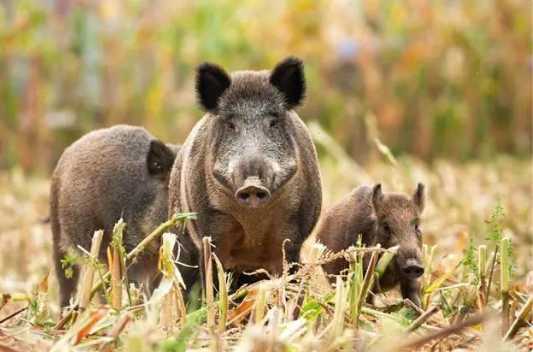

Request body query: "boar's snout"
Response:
[229, 154, 278, 208]
[235, 176, 271, 208]
[401, 258, 424, 279]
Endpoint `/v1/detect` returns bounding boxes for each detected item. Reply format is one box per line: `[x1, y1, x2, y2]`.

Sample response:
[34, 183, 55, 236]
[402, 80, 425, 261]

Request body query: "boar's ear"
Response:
[196, 62, 231, 112]
[269, 57, 306, 109]
[371, 184, 383, 212]
[147, 140, 175, 175]
[413, 183, 425, 213]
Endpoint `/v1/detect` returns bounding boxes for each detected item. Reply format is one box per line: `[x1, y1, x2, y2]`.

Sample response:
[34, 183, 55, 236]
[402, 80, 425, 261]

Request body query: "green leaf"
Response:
[301, 298, 323, 322]
[158, 307, 207, 352]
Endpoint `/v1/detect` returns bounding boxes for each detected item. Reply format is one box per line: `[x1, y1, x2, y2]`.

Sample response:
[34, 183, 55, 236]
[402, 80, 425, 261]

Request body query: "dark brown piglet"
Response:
[317, 183, 426, 306]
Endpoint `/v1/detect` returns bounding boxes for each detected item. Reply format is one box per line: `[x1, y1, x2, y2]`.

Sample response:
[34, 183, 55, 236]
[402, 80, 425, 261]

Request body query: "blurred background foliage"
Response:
[0, 0, 531, 173]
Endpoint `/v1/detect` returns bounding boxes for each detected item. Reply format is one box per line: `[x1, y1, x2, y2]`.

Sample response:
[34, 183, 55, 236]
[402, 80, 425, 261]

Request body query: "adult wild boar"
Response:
[50, 125, 177, 307]
[169, 57, 322, 289]
[317, 183, 426, 306]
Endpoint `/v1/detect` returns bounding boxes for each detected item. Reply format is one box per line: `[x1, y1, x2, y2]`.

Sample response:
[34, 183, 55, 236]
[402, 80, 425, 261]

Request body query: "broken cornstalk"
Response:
[79, 230, 103, 309]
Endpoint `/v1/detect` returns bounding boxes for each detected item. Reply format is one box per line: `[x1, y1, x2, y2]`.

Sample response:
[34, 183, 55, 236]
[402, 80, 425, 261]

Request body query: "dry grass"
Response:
[0, 154, 531, 351]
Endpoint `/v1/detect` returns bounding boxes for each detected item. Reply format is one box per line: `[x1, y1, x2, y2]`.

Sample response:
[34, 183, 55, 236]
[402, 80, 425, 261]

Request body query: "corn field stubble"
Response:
[0, 153, 531, 351]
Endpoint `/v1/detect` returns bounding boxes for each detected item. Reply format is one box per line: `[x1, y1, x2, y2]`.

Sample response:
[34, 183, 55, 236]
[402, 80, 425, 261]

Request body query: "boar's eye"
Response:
[226, 120, 236, 131]
[268, 112, 280, 128]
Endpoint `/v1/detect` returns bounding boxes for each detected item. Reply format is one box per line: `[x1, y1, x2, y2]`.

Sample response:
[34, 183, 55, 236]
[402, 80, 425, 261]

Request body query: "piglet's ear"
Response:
[147, 140, 175, 176]
[371, 183, 383, 212]
[196, 62, 231, 112]
[412, 183, 425, 213]
[269, 57, 306, 109]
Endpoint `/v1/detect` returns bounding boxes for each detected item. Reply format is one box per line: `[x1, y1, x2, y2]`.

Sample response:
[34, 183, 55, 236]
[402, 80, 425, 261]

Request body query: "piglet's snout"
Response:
[401, 258, 425, 279]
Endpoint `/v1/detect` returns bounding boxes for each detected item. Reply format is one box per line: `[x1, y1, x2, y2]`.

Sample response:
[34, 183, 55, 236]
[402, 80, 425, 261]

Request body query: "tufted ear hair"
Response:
[412, 183, 425, 213]
[196, 62, 231, 112]
[269, 57, 306, 109]
[371, 183, 384, 213]
[147, 140, 175, 176]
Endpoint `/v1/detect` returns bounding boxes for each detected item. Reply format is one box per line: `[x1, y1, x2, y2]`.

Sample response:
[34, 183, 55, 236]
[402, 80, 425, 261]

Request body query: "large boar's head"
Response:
[195, 57, 305, 209]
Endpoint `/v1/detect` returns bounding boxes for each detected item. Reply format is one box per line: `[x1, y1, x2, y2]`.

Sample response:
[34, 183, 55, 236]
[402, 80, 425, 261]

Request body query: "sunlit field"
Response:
[1, 146, 531, 351]
[0, 1, 531, 351]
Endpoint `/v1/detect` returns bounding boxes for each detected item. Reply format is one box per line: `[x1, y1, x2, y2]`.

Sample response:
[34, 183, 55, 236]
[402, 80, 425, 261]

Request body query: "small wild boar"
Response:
[317, 183, 426, 306]
[50, 125, 177, 307]
[169, 57, 322, 289]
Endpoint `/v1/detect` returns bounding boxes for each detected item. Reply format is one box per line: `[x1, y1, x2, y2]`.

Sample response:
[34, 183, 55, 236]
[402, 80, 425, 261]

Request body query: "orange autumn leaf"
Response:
[227, 288, 259, 325]
[73, 309, 107, 345]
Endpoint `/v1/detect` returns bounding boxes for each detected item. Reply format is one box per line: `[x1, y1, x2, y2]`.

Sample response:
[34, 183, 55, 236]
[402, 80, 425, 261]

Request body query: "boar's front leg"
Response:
[284, 240, 304, 275]
[400, 277, 422, 307]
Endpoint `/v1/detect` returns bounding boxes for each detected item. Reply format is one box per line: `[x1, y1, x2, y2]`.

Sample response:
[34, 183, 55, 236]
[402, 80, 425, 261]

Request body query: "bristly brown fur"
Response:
[169, 58, 321, 292]
[316, 183, 426, 306]
[50, 125, 178, 307]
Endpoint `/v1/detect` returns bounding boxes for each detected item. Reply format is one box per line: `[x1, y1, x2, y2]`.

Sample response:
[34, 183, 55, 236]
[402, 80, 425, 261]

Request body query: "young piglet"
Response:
[316, 183, 426, 306]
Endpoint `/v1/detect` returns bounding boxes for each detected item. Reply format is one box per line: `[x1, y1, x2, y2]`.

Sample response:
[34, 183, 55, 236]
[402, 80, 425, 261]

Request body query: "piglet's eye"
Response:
[269, 119, 278, 128]
[383, 222, 392, 234]
[150, 161, 162, 173]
